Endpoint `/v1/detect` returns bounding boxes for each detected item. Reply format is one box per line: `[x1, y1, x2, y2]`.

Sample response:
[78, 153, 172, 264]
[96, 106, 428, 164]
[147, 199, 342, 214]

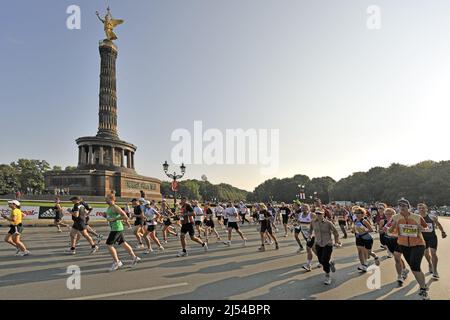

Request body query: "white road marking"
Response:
[65, 282, 189, 300]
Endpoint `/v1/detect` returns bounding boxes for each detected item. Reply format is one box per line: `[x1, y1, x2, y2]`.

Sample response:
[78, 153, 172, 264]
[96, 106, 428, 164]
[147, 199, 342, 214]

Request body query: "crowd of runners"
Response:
[1, 195, 447, 300]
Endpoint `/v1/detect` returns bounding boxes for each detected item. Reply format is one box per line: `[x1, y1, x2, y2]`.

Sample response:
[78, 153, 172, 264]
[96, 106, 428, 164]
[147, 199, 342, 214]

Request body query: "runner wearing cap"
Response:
[104, 194, 141, 271]
[418, 203, 447, 280]
[67, 197, 98, 255]
[309, 209, 340, 285]
[177, 197, 208, 257]
[387, 198, 430, 299]
[2, 200, 30, 256]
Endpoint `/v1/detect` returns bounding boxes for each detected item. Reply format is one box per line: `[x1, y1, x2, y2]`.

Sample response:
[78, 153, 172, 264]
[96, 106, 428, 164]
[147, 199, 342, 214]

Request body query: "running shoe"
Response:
[15, 249, 20, 256]
[419, 288, 430, 300]
[90, 246, 99, 255]
[258, 245, 265, 252]
[203, 243, 209, 252]
[164, 240, 168, 244]
[242, 240, 247, 247]
[316, 263, 322, 269]
[358, 264, 368, 272]
[302, 264, 312, 272]
[397, 275, 404, 286]
[109, 260, 123, 272]
[66, 249, 76, 255]
[296, 247, 304, 254]
[330, 261, 336, 273]
[176, 250, 188, 257]
[131, 256, 141, 266]
[380, 245, 387, 250]
[428, 264, 433, 274]
[374, 256, 380, 266]
[432, 272, 440, 280]
[158, 246, 165, 251]
[135, 244, 144, 249]
[144, 248, 153, 254]
[386, 251, 393, 258]
[324, 275, 332, 285]
[19, 250, 30, 256]
[275, 243, 279, 250]
[223, 241, 231, 247]
[284, 234, 288, 238]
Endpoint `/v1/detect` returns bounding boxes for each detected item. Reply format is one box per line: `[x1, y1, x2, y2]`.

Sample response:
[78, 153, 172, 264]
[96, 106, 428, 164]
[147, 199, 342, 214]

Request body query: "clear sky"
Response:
[1, 0, 450, 191]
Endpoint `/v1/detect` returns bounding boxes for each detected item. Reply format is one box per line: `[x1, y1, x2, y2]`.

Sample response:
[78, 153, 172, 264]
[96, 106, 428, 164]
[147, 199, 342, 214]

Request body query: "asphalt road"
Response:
[0, 218, 449, 300]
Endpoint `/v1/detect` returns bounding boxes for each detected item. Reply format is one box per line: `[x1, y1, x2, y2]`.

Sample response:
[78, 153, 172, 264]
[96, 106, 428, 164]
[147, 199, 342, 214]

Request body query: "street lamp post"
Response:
[162, 160, 186, 209]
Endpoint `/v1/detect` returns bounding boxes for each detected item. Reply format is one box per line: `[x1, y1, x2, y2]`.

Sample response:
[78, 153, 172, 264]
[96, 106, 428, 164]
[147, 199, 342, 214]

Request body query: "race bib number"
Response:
[195, 216, 202, 221]
[399, 224, 419, 237]
[180, 216, 184, 221]
[281, 210, 286, 215]
[259, 214, 265, 221]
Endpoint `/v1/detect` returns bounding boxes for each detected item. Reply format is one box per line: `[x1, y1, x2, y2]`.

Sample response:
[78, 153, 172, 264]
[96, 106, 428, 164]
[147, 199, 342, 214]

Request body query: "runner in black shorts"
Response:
[177, 197, 208, 257]
[67, 197, 98, 255]
[352, 206, 380, 272]
[2, 200, 30, 256]
[279, 202, 291, 237]
[203, 202, 221, 242]
[80, 198, 103, 244]
[223, 202, 247, 247]
[418, 203, 447, 279]
[257, 203, 279, 251]
[160, 200, 178, 243]
[53, 197, 69, 233]
[132, 198, 146, 249]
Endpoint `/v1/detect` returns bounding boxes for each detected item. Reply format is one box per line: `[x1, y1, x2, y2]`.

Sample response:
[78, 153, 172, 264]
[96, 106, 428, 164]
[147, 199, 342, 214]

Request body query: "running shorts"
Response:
[205, 220, 215, 228]
[424, 235, 438, 250]
[227, 222, 239, 230]
[282, 215, 289, 224]
[398, 245, 425, 272]
[146, 225, 156, 232]
[8, 224, 23, 235]
[260, 221, 273, 234]
[163, 218, 172, 226]
[106, 231, 125, 246]
[180, 223, 195, 236]
[72, 222, 86, 232]
[355, 234, 373, 250]
[195, 220, 203, 226]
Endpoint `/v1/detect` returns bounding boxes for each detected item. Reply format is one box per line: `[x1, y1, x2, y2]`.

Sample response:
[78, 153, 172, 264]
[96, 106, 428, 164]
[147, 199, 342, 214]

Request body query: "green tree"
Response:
[0, 164, 20, 195]
[10, 159, 50, 193]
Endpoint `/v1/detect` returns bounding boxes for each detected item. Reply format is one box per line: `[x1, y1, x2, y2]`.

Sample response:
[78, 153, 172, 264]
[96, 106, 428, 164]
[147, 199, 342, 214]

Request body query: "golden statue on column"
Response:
[95, 7, 124, 41]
